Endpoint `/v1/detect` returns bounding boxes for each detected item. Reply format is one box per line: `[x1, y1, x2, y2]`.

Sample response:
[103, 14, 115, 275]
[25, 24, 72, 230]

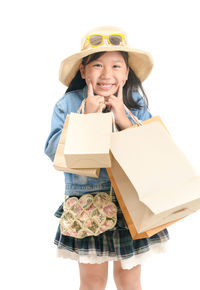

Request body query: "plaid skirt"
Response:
[54, 191, 169, 269]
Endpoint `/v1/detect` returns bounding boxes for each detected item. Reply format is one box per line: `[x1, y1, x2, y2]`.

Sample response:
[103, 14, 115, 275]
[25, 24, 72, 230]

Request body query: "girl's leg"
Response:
[113, 261, 142, 290]
[79, 262, 108, 290]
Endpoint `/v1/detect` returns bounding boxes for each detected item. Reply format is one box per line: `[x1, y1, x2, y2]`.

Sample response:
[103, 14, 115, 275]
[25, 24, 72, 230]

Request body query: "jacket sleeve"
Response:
[44, 102, 66, 161]
[137, 97, 152, 121]
[127, 92, 152, 124]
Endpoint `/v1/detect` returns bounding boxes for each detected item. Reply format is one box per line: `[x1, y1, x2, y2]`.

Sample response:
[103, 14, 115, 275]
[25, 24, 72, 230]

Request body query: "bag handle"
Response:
[124, 105, 143, 126]
[77, 99, 105, 114]
[77, 99, 86, 114]
[111, 105, 143, 133]
[77, 99, 117, 131]
[78, 99, 143, 127]
[77, 99, 143, 130]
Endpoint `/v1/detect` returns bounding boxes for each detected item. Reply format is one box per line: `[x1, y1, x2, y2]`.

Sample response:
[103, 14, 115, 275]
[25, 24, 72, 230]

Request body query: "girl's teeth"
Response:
[99, 84, 112, 87]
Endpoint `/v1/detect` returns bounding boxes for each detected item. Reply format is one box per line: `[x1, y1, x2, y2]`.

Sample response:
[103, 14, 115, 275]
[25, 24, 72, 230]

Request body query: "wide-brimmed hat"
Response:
[59, 26, 153, 86]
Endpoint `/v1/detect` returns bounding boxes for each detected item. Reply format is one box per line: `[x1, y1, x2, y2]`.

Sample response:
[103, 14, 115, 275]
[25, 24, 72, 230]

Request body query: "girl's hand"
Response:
[104, 83, 132, 129]
[85, 81, 106, 113]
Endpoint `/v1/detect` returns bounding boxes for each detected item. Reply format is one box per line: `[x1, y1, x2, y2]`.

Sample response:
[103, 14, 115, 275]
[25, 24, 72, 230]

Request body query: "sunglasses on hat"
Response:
[86, 34, 127, 47]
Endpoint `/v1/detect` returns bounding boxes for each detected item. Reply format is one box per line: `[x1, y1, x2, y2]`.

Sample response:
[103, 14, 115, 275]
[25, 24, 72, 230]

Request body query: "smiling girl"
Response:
[45, 26, 169, 290]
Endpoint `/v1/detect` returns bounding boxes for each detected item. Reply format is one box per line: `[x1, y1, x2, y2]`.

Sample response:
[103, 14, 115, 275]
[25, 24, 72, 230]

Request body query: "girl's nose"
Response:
[101, 67, 112, 79]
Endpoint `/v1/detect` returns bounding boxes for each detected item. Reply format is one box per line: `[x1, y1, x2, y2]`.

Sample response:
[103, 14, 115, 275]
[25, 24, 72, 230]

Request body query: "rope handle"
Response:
[77, 99, 117, 132]
[124, 105, 143, 126]
[111, 106, 143, 133]
[77, 99, 143, 131]
[77, 99, 86, 114]
[77, 99, 104, 114]
[109, 186, 113, 201]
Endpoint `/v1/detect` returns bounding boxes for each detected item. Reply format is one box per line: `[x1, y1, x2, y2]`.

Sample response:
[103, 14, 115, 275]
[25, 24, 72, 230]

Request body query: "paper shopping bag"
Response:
[53, 115, 100, 178]
[108, 116, 200, 239]
[64, 112, 113, 168]
[107, 153, 183, 240]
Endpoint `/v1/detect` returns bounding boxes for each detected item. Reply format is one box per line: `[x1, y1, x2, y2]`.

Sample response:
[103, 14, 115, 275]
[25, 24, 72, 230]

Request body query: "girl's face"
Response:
[80, 51, 129, 97]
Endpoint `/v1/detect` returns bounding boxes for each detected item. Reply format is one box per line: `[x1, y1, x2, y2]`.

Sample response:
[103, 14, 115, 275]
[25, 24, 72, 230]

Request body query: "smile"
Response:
[97, 83, 115, 90]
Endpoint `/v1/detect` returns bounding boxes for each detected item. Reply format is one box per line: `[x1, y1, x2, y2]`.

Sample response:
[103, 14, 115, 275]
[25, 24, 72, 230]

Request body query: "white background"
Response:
[1, 0, 200, 289]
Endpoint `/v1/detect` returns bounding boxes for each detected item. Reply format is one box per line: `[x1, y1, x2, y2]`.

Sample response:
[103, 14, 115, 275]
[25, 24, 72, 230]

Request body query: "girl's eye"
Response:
[93, 63, 102, 67]
[113, 65, 121, 68]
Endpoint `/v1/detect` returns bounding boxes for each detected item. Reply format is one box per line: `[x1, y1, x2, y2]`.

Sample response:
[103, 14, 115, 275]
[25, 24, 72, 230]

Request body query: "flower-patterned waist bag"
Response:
[60, 187, 117, 239]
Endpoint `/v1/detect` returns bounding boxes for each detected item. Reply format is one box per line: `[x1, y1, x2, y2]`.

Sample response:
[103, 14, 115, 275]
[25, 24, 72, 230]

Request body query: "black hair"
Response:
[65, 51, 149, 110]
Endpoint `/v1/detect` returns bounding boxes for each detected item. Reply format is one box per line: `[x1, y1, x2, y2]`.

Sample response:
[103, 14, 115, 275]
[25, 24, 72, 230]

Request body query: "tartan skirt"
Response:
[54, 191, 169, 269]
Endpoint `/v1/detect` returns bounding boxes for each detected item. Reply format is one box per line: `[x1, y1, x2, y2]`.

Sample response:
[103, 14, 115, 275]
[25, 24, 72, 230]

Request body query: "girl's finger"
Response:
[117, 82, 123, 100]
[99, 103, 106, 112]
[87, 80, 94, 98]
[97, 96, 105, 103]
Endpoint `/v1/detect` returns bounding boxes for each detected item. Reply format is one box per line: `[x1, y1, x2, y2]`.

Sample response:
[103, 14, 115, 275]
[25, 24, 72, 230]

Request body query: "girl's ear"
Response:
[79, 64, 85, 79]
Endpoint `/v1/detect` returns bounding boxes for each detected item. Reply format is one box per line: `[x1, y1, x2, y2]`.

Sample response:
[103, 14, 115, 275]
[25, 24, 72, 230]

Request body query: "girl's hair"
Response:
[66, 51, 149, 110]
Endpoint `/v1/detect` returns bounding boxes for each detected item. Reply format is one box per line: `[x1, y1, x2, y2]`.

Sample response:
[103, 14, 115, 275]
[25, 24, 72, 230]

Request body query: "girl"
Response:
[45, 26, 169, 290]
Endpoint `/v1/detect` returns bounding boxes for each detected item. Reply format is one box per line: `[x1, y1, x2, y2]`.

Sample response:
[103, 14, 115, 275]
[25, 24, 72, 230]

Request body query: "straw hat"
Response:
[59, 26, 153, 86]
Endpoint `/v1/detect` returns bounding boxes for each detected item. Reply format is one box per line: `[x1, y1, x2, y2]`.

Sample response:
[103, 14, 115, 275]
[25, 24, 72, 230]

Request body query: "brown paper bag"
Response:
[64, 112, 113, 168]
[108, 116, 200, 239]
[53, 115, 100, 178]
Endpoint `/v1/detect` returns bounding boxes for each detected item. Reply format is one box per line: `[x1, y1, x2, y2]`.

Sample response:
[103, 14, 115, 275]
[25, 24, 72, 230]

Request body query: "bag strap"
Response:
[77, 99, 105, 114]
[78, 99, 143, 126]
[109, 186, 113, 201]
[124, 105, 143, 126]
[77, 99, 117, 132]
[77, 99, 86, 114]
[111, 105, 142, 133]
[77, 100, 143, 135]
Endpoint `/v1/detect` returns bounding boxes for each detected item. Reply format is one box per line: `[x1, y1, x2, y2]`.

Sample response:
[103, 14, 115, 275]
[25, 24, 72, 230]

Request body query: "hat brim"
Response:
[59, 46, 153, 86]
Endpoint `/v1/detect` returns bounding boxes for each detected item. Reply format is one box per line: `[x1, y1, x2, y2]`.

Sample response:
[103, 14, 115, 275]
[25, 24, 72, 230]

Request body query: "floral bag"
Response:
[60, 188, 117, 239]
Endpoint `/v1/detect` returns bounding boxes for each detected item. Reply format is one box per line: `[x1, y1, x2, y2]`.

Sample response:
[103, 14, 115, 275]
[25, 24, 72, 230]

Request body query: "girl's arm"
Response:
[134, 92, 152, 122]
[44, 103, 66, 161]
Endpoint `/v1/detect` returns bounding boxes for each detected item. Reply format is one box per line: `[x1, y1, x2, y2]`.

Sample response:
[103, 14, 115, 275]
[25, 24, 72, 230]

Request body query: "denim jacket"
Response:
[44, 86, 152, 196]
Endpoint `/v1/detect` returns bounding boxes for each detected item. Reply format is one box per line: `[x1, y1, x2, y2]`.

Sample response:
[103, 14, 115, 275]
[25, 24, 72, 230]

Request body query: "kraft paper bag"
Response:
[64, 112, 113, 168]
[53, 115, 100, 178]
[108, 116, 200, 238]
[107, 154, 182, 240]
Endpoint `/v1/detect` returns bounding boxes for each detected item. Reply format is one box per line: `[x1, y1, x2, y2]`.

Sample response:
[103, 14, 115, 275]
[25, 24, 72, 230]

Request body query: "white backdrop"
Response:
[1, 0, 200, 289]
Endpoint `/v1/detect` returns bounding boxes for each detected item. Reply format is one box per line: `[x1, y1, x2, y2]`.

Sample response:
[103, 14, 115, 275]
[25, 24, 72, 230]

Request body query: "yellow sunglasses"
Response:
[86, 34, 126, 47]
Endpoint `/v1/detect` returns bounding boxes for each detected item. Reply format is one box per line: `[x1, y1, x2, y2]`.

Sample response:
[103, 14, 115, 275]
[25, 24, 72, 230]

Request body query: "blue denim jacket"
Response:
[44, 86, 152, 196]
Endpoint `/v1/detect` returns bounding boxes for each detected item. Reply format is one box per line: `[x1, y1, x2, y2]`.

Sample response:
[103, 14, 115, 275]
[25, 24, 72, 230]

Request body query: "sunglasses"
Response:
[86, 34, 126, 47]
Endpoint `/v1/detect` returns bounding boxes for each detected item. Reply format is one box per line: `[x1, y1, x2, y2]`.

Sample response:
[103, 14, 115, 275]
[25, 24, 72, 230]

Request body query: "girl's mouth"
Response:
[97, 83, 115, 91]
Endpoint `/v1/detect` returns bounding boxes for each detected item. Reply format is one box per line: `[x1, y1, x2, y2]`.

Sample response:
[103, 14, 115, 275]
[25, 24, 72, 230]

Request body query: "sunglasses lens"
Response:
[109, 35, 122, 45]
[89, 35, 103, 46]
